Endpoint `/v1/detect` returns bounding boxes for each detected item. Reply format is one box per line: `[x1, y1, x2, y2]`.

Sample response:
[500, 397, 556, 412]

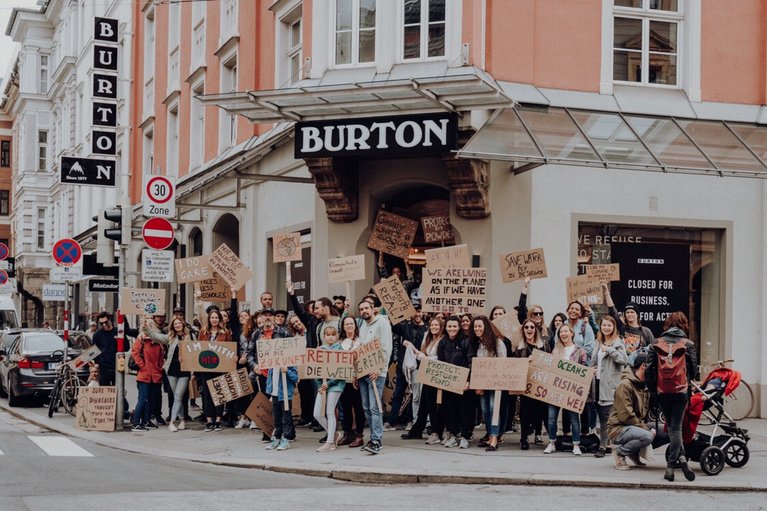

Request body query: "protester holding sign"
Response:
[131, 319, 167, 432]
[390, 306, 428, 431]
[234, 306, 256, 429]
[590, 315, 628, 458]
[514, 319, 549, 450]
[437, 316, 473, 448]
[544, 324, 589, 455]
[471, 315, 508, 452]
[287, 281, 322, 429]
[490, 305, 518, 436]
[338, 316, 366, 447]
[195, 293, 233, 432]
[265, 364, 299, 451]
[622, 301, 655, 364]
[517, 278, 554, 350]
[314, 326, 347, 452]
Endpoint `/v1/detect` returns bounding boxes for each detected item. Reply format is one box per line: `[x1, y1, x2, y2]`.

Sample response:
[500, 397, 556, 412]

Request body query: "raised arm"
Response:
[517, 277, 531, 324]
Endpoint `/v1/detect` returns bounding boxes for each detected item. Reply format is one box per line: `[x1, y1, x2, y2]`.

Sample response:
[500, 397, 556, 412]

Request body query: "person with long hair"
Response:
[403, 317, 446, 444]
[517, 277, 553, 346]
[459, 314, 473, 338]
[548, 313, 566, 351]
[646, 311, 697, 482]
[142, 315, 190, 432]
[544, 323, 589, 456]
[195, 291, 232, 432]
[514, 319, 549, 450]
[490, 305, 518, 436]
[590, 315, 628, 457]
[438, 316, 473, 448]
[337, 315, 366, 447]
[233, 307, 256, 429]
[471, 315, 507, 452]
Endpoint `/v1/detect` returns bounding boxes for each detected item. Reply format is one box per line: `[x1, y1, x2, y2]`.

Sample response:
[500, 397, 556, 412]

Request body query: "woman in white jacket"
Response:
[590, 315, 628, 457]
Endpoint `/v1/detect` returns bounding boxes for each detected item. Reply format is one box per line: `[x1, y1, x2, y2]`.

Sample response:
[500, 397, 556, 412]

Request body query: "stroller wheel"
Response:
[700, 446, 725, 476]
[724, 441, 750, 468]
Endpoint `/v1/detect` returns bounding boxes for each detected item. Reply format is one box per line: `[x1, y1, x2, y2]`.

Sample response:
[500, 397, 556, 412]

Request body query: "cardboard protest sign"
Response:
[245, 392, 274, 435]
[421, 267, 487, 315]
[328, 254, 366, 283]
[566, 275, 603, 304]
[67, 345, 101, 371]
[75, 386, 117, 431]
[193, 273, 230, 303]
[352, 339, 387, 377]
[417, 358, 469, 395]
[425, 244, 471, 268]
[207, 368, 254, 406]
[525, 349, 595, 413]
[499, 248, 547, 283]
[208, 243, 253, 290]
[491, 313, 519, 341]
[367, 210, 418, 259]
[273, 232, 303, 263]
[299, 348, 356, 381]
[584, 263, 620, 282]
[372, 275, 416, 325]
[421, 215, 455, 244]
[469, 357, 529, 392]
[175, 255, 212, 284]
[179, 341, 238, 373]
[188, 378, 201, 399]
[120, 288, 165, 315]
[256, 336, 305, 370]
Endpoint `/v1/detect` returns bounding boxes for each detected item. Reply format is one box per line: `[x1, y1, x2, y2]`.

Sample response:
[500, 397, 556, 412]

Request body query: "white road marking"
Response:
[28, 435, 94, 457]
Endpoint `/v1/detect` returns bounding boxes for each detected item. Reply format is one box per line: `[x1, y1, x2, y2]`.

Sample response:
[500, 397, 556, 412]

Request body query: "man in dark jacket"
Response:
[386, 305, 427, 429]
[287, 281, 321, 427]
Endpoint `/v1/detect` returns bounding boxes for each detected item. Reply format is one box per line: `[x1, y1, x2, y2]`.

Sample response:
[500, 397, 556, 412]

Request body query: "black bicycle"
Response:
[47, 350, 83, 418]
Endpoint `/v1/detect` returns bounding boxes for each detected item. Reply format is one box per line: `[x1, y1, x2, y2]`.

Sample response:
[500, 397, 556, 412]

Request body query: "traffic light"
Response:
[92, 207, 121, 266]
[103, 207, 123, 243]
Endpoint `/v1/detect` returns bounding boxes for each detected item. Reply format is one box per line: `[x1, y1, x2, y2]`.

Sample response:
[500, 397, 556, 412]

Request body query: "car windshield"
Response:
[24, 334, 66, 352]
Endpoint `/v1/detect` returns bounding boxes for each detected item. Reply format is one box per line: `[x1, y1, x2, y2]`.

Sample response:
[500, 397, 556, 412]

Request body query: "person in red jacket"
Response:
[132, 318, 167, 432]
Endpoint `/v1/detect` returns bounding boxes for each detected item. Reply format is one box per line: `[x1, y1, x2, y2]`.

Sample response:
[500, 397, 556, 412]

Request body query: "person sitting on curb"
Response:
[606, 349, 654, 471]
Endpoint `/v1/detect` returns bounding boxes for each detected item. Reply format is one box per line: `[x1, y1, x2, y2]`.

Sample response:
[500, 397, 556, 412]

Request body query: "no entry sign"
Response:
[52, 238, 83, 267]
[143, 174, 176, 218]
[142, 218, 175, 250]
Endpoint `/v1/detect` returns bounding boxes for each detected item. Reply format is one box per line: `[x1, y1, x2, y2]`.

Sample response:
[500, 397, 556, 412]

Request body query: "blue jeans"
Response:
[272, 398, 294, 440]
[548, 405, 581, 444]
[615, 425, 654, 457]
[134, 381, 155, 426]
[480, 391, 506, 437]
[359, 375, 385, 443]
[167, 376, 190, 422]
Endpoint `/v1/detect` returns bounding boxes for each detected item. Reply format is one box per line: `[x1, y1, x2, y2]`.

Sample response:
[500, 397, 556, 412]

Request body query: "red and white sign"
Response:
[142, 174, 176, 218]
[142, 218, 175, 250]
[52, 238, 83, 267]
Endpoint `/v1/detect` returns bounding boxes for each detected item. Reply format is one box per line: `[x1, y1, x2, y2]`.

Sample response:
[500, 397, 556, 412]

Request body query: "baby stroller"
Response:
[654, 367, 751, 476]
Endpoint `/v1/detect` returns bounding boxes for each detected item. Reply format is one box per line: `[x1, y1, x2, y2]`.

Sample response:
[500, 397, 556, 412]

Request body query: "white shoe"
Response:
[573, 444, 582, 456]
[249, 421, 259, 430]
[177, 421, 186, 430]
[425, 433, 441, 445]
[168, 422, 178, 433]
[444, 436, 458, 448]
[441, 434, 453, 446]
[459, 438, 469, 449]
[405, 422, 413, 431]
[543, 443, 556, 454]
[234, 417, 249, 429]
[639, 445, 654, 463]
[383, 423, 396, 432]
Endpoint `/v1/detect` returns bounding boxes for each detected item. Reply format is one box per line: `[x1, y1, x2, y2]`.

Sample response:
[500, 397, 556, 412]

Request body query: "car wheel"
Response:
[7, 381, 20, 407]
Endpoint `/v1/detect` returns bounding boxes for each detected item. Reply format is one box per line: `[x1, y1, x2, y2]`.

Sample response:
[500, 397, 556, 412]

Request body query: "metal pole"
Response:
[63, 282, 69, 362]
[115, 309, 125, 430]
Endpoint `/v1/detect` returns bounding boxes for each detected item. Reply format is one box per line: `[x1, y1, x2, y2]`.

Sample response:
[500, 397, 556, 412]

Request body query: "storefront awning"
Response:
[197, 71, 511, 123]
[457, 106, 767, 178]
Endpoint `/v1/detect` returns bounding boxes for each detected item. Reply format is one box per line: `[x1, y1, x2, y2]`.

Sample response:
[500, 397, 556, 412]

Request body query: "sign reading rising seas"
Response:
[294, 113, 458, 158]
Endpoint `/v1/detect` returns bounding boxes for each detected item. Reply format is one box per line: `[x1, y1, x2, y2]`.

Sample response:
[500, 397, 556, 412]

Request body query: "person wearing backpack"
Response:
[645, 311, 698, 482]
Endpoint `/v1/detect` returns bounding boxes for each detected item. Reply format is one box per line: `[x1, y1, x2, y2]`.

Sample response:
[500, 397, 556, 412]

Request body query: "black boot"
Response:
[664, 466, 675, 482]
[520, 437, 530, 450]
[678, 456, 696, 481]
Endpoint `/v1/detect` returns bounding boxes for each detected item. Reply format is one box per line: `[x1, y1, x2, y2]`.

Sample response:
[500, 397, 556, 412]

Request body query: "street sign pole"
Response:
[63, 283, 69, 363]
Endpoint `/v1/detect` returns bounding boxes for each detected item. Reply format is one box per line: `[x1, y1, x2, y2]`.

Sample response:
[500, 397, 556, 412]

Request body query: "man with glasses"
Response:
[92, 311, 138, 386]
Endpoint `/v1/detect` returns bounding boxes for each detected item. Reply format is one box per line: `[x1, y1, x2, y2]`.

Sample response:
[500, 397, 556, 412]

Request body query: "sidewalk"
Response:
[3, 396, 765, 492]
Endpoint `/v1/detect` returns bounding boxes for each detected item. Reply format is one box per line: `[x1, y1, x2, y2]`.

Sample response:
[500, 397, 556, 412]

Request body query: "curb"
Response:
[2, 403, 764, 492]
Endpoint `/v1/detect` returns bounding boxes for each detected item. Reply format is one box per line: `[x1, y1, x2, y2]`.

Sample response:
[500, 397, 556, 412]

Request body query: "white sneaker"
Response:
[459, 438, 469, 449]
[573, 444, 582, 456]
[177, 421, 186, 430]
[168, 422, 178, 433]
[543, 442, 556, 454]
[444, 436, 458, 448]
[383, 423, 396, 432]
[405, 422, 413, 431]
[441, 433, 453, 445]
[425, 433, 441, 445]
[234, 417, 249, 429]
[639, 445, 654, 463]
[249, 421, 259, 430]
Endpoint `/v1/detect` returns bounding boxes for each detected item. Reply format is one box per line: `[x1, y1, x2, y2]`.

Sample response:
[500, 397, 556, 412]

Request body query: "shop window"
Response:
[402, 0, 445, 60]
[334, 0, 376, 66]
[578, 222, 722, 370]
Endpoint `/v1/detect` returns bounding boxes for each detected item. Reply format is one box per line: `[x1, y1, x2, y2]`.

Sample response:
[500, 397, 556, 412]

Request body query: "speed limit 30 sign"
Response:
[143, 174, 176, 218]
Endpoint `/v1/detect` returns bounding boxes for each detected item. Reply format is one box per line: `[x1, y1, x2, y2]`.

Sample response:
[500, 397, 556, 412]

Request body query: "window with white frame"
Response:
[166, 103, 179, 177]
[144, 8, 155, 79]
[0, 190, 9, 216]
[221, 0, 238, 41]
[36, 207, 46, 250]
[288, 17, 303, 84]
[39, 54, 49, 93]
[192, 2, 206, 71]
[168, 0, 180, 52]
[37, 130, 48, 171]
[220, 55, 238, 149]
[402, 0, 445, 60]
[189, 82, 205, 170]
[613, 0, 681, 86]
[143, 127, 154, 174]
[334, 0, 376, 66]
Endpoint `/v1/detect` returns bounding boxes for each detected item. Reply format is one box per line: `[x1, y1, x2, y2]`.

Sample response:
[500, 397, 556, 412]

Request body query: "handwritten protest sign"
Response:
[421, 267, 487, 315]
[328, 254, 366, 283]
[179, 341, 238, 373]
[525, 349, 595, 413]
[273, 232, 303, 263]
[469, 358, 529, 392]
[417, 358, 469, 395]
[421, 215, 455, 244]
[367, 210, 418, 259]
[120, 288, 165, 315]
[584, 263, 620, 282]
[566, 275, 603, 304]
[207, 368, 254, 406]
[67, 345, 101, 371]
[208, 243, 253, 290]
[298, 348, 357, 381]
[245, 392, 274, 435]
[492, 313, 519, 341]
[257, 336, 305, 370]
[352, 339, 386, 377]
[175, 255, 212, 284]
[372, 276, 416, 325]
[194, 273, 230, 302]
[75, 386, 117, 431]
[499, 248, 547, 283]
[425, 244, 471, 268]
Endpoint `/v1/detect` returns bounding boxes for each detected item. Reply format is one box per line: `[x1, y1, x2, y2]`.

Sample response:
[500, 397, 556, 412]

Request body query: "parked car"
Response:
[0, 329, 88, 406]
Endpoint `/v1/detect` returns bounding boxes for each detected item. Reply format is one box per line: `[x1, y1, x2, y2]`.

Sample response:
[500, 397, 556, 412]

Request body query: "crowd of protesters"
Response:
[85, 251, 698, 481]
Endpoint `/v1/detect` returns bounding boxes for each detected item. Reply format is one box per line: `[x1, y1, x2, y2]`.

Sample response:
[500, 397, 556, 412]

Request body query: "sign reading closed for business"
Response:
[294, 113, 458, 159]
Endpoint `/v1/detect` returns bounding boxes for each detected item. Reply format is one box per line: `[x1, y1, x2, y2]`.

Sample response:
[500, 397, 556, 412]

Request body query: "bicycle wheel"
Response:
[61, 374, 81, 416]
[47, 380, 60, 418]
[723, 381, 754, 421]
